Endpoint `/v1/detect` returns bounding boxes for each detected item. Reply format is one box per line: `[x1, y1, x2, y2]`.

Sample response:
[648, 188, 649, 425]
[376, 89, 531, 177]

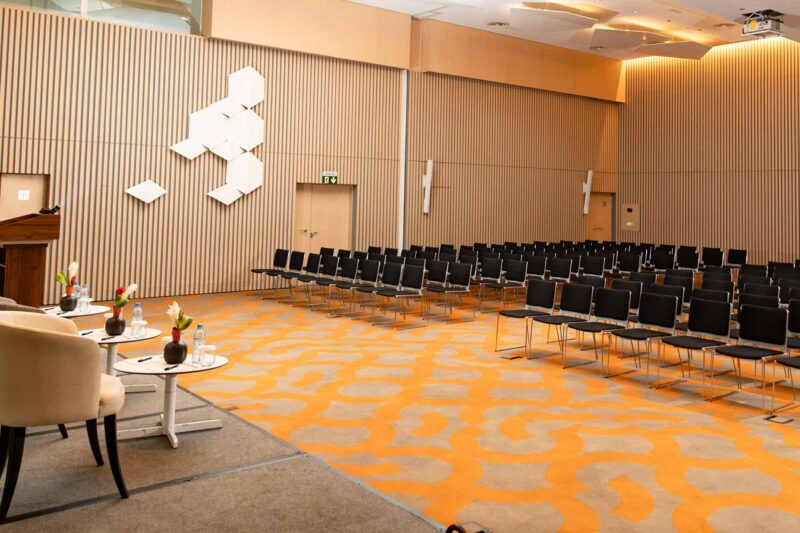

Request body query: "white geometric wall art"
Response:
[226, 152, 263, 195]
[228, 66, 265, 109]
[227, 110, 264, 152]
[171, 66, 266, 206]
[126, 179, 167, 204]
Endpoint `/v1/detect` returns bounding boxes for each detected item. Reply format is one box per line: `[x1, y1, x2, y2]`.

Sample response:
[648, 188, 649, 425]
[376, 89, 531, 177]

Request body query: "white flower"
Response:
[122, 283, 138, 299]
[166, 301, 181, 324]
[68, 261, 78, 279]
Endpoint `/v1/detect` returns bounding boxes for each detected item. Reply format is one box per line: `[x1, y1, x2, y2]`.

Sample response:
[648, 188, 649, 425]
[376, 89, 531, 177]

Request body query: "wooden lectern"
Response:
[0, 213, 61, 307]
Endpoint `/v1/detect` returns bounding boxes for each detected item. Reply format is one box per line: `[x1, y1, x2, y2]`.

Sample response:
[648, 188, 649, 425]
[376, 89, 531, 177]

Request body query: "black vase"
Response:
[59, 295, 78, 312]
[164, 340, 187, 364]
[105, 315, 126, 336]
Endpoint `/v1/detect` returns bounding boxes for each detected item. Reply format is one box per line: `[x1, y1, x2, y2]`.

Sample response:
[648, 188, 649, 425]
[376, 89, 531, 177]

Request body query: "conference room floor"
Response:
[74, 290, 800, 532]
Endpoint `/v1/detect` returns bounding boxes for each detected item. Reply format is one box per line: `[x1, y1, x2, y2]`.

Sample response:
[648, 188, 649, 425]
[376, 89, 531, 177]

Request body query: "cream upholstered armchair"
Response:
[0, 311, 128, 520]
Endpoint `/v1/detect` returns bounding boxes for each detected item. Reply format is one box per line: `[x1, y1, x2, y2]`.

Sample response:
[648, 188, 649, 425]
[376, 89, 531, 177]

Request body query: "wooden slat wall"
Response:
[620, 38, 800, 263]
[0, 7, 401, 303]
[406, 72, 620, 247]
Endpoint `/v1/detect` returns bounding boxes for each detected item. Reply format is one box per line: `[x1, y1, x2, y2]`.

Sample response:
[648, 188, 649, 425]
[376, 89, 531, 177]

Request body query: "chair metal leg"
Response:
[0, 427, 26, 521]
[0, 425, 8, 481]
[58, 423, 69, 439]
[85, 419, 104, 466]
[103, 415, 129, 499]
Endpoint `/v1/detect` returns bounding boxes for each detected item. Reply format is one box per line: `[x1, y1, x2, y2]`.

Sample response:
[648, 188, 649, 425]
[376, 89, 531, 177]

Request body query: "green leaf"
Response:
[114, 295, 129, 308]
[176, 314, 193, 331]
[55, 272, 68, 286]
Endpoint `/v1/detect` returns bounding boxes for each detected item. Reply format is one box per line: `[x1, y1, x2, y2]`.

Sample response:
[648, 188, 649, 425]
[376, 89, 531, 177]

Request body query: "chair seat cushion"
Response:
[335, 282, 363, 290]
[612, 328, 670, 341]
[777, 356, 800, 369]
[357, 286, 385, 293]
[500, 309, 547, 319]
[98, 374, 125, 418]
[715, 344, 784, 360]
[280, 273, 299, 280]
[315, 278, 338, 286]
[662, 336, 724, 350]
[378, 289, 421, 298]
[569, 322, 625, 333]
[534, 315, 585, 325]
[486, 282, 524, 290]
[427, 286, 468, 294]
[296, 275, 317, 283]
[788, 337, 800, 350]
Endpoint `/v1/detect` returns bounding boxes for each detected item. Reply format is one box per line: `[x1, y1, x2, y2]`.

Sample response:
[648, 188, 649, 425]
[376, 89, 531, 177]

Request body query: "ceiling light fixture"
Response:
[713, 23, 735, 29]
[487, 21, 509, 27]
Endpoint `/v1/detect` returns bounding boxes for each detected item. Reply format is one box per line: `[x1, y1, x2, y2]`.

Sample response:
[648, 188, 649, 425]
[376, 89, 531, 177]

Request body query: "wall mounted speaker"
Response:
[582, 170, 593, 215]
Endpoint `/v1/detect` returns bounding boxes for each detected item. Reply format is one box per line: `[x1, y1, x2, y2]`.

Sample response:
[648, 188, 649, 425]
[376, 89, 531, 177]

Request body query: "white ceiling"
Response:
[350, 1, 800, 59]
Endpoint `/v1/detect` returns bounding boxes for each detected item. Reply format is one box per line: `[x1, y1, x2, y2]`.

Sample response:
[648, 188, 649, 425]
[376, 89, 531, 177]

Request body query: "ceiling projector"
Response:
[742, 10, 784, 38]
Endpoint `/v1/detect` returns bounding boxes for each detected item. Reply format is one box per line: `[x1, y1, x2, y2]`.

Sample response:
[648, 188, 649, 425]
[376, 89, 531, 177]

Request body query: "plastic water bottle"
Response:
[192, 325, 205, 366]
[78, 283, 90, 313]
[131, 303, 143, 338]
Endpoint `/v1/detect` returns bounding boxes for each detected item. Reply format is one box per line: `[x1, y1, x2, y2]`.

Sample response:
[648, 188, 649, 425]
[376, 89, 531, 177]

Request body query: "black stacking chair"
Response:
[610, 292, 678, 378]
[733, 293, 780, 330]
[778, 279, 800, 304]
[692, 288, 730, 303]
[376, 265, 425, 327]
[485, 259, 528, 307]
[319, 247, 334, 257]
[423, 246, 438, 254]
[275, 251, 307, 302]
[574, 275, 605, 303]
[741, 264, 768, 275]
[409, 244, 423, 253]
[582, 255, 605, 276]
[611, 279, 643, 320]
[386, 255, 405, 266]
[384, 247, 398, 256]
[293, 253, 323, 303]
[418, 251, 437, 264]
[676, 246, 699, 270]
[619, 252, 641, 274]
[533, 282, 593, 363]
[665, 268, 693, 279]
[440, 244, 455, 253]
[329, 257, 360, 315]
[558, 253, 582, 274]
[406, 257, 426, 270]
[713, 305, 787, 409]
[495, 279, 557, 358]
[702, 278, 734, 300]
[459, 245, 474, 255]
[252, 248, 289, 275]
[726, 248, 748, 267]
[768, 261, 794, 280]
[646, 283, 685, 329]
[424, 262, 474, 321]
[337, 259, 380, 307]
[439, 251, 457, 263]
[367, 246, 382, 254]
[548, 258, 573, 283]
[785, 299, 800, 353]
[353, 250, 368, 266]
[357, 261, 402, 315]
[658, 297, 732, 388]
[337, 249, 351, 259]
[567, 288, 630, 373]
[525, 255, 547, 279]
[738, 272, 769, 290]
[703, 269, 732, 281]
[741, 283, 779, 299]
[772, 300, 800, 413]
[664, 274, 694, 305]
[701, 247, 724, 268]
[425, 260, 448, 289]
[629, 271, 656, 292]
[308, 255, 340, 309]
[651, 247, 675, 270]
[401, 249, 416, 258]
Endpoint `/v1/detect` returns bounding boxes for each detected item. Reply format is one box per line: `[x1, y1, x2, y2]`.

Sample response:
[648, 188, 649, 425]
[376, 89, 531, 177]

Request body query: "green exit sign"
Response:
[322, 171, 338, 185]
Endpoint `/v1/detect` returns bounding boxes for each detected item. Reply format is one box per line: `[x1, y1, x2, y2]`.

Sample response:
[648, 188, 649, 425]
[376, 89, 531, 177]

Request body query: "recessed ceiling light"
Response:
[487, 21, 509, 27]
[713, 22, 735, 29]
[589, 45, 605, 50]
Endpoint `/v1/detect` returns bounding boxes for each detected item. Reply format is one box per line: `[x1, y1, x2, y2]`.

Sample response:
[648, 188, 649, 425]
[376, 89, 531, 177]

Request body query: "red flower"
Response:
[70, 276, 77, 285]
[115, 286, 125, 295]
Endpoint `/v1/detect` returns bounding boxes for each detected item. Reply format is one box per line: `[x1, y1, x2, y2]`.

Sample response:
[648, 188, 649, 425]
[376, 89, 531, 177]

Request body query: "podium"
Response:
[0, 213, 61, 307]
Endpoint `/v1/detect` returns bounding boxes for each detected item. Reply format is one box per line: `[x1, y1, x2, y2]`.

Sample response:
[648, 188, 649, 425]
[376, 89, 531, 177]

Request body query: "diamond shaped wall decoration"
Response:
[213, 97, 245, 118]
[211, 140, 245, 162]
[126, 180, 167, 204]
[207, 183, 244, 206]
[227, 110, 264, 152]
[189, 106, 229, 149]
[226, 152, 263, 194]
[228, 66, 265, 109]
[170, 138, 207, 160]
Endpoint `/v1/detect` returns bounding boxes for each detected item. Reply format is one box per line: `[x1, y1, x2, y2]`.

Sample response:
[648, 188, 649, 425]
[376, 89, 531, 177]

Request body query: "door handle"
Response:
[301, 229, 308, 233]
[310, 232, 318, 238]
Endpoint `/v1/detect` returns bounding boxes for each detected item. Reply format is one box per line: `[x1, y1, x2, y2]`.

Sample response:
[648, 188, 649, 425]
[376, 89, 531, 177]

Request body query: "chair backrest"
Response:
[505, 260, 528, 283]
[701, 247, 724, 267]
[423, 246, 438, 254]
[337, 249, 352, 259]
[353, 251, 368, 265]
[427, 260, 449, 284]
[400, 265, 424, 290]
[559, 283, 593, 316]
[558, 253, 582, 273]
[418, 251, 437, 263]
[651, 247, 675, 270]
[368, 253, 386, 273]
[778, 279, 800, 303]
[739, 305, 787, 348]
[401, 249, 416, 258]
[481, 258, 502, 280]
[384, 247, 398, 256]
[319, 255, 339, 277]
[692, 288, 730, 303]
[360, 260, 381, 283]
[741, 283, 779, 298]
[381, 262, 403, 287]
[439, 251, 457, 263]
[304, 253, 321, 273]
[409, 244, 423, 252]
[273, 248, 289, 268]
[665, 268, 693, 279]
[788, 299, 800, 335]
[701, 278, 734, 298]
[739, 292, 779, 310]
[687, 297, 731, 338]
[386, 255, 405, 265]
[726, 248, 747, 266]
[582, 255, 605, 276]
[741, 263, 767, 275]
[549, 258, 573, 280]
[449, 262, 472, 287]
[619, 252, 641, 273]
[645, 283, 684, 317]
[638, 292, 678, 329]
[664, 274, 694, 303]
[339, 257, 359, 280]
[459, 245, 474, 255]
[611, 279, 643, 309]
[575, 274, 605, 292]
[676, 247, 699, 270]
[768, 261, 794, 280]
[440, 244, 455, 253]
[288, 251, 305, 271]
[367, 246, 382, 254]
[526, 279, 556, 312]
[594, 288, 631, 322]
[628, 271, 656, 291]
[703, 269, 731, 281]
[0, 312, 102, 427]
[319, 247, 334, 257]
[526, 255, 547, 277]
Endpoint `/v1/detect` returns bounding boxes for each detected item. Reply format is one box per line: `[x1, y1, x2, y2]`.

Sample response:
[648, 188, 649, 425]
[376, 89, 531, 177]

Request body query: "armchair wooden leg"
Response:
[0, 425, 8, 480]
[58, 424, 69, 439]
[0, 427, 26, 521]
[85, 419, 104, 466]
[103, 415, 128, 499]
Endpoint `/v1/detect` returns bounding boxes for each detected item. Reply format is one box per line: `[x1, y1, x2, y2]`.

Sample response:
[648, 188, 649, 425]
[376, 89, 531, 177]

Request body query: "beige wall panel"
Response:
[406, 72, 620, 247]
[203, 0, 412, 70]
[0, 7, 400, 302]
[412, 19, 625, 103]
[620, 38, 800, 262]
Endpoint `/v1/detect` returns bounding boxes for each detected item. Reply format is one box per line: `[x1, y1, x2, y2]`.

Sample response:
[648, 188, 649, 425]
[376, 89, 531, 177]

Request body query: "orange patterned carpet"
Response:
[79, 291, 800, 532]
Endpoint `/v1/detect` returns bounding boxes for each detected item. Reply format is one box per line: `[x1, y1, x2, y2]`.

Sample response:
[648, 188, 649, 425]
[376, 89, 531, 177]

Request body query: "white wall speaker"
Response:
[422, 160, 433, 214]
[582, 170, 593, 215]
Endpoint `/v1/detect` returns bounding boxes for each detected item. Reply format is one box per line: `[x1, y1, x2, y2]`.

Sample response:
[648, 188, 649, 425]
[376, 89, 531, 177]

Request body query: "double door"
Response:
[293, 183, 354, 254]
